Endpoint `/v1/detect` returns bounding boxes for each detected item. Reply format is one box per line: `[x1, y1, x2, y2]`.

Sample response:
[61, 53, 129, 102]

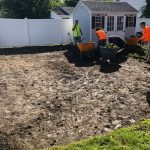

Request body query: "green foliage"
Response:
[143, 0, 150, 18]
[49, 0, 64, 9]
[105, 43, 119, 49]
[45, 119, 150, 150]
[0, 0, 50, 19]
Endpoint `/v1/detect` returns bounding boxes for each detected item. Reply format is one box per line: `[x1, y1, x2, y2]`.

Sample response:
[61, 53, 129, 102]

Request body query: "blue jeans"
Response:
[74, 36, 81, 46]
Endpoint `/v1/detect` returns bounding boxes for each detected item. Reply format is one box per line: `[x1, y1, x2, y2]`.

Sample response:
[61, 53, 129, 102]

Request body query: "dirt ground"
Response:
[0, 47, 150, 150]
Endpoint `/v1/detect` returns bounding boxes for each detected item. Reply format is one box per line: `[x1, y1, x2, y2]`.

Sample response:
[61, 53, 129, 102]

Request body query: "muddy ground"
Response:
[0, 47, 150, 150]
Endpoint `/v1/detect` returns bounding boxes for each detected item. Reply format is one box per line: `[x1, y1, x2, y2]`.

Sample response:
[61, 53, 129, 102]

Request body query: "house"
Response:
[73, 0, 138, 43]
[51, 7, 74, 19]
[113, 0, 149, 33]
[113, 0, 146, 18]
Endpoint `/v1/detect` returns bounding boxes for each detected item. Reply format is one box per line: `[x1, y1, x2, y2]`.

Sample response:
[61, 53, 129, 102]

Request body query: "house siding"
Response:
[92, 13, 129, 41]
[73, 2, 91, 42]
[73, 1, 138, 43]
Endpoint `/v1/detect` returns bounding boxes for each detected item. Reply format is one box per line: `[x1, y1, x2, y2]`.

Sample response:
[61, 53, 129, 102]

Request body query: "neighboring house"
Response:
[113, 0, 146, 18]
[51, 7, 74, 19]
[73, 0, 138, 43]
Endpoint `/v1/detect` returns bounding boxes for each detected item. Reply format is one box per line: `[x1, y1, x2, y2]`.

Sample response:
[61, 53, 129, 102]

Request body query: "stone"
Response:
[129, 119, 136, 124]
[114, 124, 122, 130]
[112, 120, 121, 125]
[103, 128, 112, 132]
[103, 123, 111, 128]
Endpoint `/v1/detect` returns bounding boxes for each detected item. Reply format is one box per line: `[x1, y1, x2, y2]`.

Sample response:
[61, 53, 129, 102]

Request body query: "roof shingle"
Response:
[53, 7, 74, 16]
[82, 1, 138, 13]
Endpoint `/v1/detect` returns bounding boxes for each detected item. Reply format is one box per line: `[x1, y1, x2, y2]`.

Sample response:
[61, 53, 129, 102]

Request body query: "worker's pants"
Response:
[99, 39, 107, 59]
[98, 39, 107, 47]
[74, 36, 81, 46]
[148, 42, 150, 62]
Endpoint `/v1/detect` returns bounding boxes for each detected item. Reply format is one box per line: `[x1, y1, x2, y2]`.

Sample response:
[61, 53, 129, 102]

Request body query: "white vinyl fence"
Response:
[136, 18, 150, 32]
[0, 18, 73, 47]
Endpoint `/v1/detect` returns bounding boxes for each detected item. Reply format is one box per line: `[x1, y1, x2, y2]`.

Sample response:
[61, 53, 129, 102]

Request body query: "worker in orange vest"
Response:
[140, 22, 150, 63]
[95, 28, 108, 61]
[95, 28, 107, 47]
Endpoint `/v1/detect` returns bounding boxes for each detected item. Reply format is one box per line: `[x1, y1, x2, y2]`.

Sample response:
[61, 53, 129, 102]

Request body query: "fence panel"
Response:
[28, 19, 61, 46]
[0, 19, 29, 47]
[61, 19, 74, 44]
[0, 18, 73, 47]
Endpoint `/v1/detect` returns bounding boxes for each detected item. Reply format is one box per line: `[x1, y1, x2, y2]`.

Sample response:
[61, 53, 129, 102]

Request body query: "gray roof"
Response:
[53, 7, 74, 16]
[61, 7, 75, 15]
[82, 1, 138, 13]
[53, 7, 66, 15]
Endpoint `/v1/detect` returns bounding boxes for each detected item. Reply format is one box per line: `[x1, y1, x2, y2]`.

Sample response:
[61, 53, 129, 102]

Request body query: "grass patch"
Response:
[45, 119, 150, 150]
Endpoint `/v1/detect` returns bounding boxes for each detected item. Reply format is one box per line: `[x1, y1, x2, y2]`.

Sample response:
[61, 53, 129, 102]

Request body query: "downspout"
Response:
[90, 11, 92, 42]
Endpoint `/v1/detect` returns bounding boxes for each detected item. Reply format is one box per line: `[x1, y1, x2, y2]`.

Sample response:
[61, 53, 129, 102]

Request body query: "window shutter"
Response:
[126, 16, 128, 28]
[134, 16, 136, 27]
[102, 16, 105, 28]
[92, 16, 95, 29]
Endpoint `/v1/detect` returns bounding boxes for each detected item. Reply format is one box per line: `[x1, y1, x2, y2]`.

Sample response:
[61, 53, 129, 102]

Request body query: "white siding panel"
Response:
[125, 27, 135, 38]
[73, 3, 91, 42]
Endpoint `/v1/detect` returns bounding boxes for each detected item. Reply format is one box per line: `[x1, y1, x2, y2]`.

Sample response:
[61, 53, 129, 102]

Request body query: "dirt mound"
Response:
[0, 50, 150, 149]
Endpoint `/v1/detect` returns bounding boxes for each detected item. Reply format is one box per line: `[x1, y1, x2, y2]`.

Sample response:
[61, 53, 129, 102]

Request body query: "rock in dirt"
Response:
[114, 124, 122, 130]
[128, 119, 136, 124]
[112, 120, 121, 126]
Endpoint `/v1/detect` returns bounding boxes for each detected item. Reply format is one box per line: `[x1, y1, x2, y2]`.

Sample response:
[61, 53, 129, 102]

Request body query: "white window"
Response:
[107, 16, 114, 31]
[92, 16, 105, 29]
[95, 16, 103, 28]
[117, 16, 124, 31]
[127, 16, 134, 27]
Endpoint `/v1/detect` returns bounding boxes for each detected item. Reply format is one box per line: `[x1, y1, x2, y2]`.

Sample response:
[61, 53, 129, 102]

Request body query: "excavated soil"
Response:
[0, 47, 150, 150]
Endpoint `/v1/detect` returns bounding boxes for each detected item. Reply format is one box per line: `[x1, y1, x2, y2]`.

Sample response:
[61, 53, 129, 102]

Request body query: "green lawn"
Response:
[45, 119, 150, 150]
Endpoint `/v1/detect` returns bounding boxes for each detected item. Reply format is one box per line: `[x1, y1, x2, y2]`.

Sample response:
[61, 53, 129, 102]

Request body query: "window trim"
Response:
[92, 15, 105, 29]
[117, 16, 124, 31]
[126, 16, 136, 28]
[107, 16, 114, 31]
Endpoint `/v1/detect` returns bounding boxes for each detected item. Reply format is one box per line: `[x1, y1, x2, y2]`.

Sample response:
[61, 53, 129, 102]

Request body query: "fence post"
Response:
[60, 19, 63, 44]
[25, 18, 30, 46]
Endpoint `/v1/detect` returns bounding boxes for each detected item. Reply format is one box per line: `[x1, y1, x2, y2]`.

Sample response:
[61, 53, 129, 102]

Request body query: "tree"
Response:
[0, 0, 50, 19]
[49, 0, 64, 9]
[143, 0, 150, 18]
[65, 0, 79, 7]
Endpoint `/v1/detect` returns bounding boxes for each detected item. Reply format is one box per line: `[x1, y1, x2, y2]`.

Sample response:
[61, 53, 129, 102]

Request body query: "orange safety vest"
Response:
[96, 30, 107, 40]
[141, 26, 150, 42]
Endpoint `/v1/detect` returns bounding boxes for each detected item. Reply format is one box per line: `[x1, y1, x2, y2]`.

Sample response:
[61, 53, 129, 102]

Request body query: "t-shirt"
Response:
[96, 30, 107, 40]
[72, 24, 81, 37]
[141, 26, 150, 42]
